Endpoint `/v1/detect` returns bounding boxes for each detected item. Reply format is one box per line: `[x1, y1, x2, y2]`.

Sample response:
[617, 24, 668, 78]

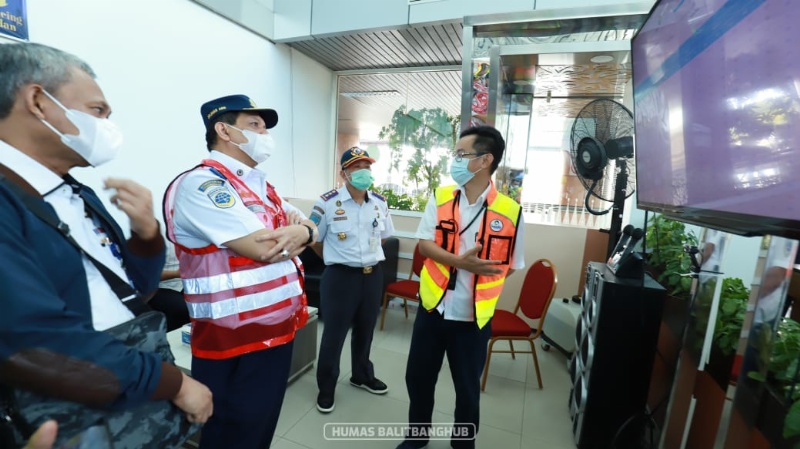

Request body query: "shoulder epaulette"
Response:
[370, 191, 386, 202]
[320, 189, 339, 201]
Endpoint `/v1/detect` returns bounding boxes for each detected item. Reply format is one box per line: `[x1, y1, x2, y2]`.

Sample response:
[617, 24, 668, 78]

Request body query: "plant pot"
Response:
[755, 384, 800, 449]
[706, 344, 736, 390]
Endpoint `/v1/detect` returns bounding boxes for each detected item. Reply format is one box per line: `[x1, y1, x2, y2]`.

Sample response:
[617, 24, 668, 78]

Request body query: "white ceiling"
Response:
[287, 14, 644, 141]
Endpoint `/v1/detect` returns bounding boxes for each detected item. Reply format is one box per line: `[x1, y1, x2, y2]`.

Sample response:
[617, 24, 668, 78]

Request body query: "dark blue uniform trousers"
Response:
[404, 307, 492, 449]
[317, 264, 383, 395]
[193, 340, 294, 449]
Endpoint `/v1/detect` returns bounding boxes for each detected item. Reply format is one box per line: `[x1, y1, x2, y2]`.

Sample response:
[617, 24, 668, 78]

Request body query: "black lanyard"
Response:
[0, 176, 149, 316]
[453, 190, 487, 236]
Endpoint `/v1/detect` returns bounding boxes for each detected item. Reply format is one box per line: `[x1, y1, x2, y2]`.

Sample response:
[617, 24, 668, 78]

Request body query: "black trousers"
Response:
[148, 288, 190, 332]
[404, 307, 491, 449]
[316, 264, 383, 395]
[193, 341, 293, 449]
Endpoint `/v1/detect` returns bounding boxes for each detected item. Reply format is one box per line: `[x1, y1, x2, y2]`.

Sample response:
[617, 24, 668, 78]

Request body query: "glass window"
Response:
[336, 70, 462, 211]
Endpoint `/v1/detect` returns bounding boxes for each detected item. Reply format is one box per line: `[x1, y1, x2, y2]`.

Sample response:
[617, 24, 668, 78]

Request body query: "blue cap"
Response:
[341, 146, 376, 169]
[200, 94, 278, 129]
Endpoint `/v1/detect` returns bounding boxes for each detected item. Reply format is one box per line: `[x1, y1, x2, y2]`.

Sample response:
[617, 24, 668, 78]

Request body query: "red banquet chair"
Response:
[380, 243, 425, 330]
[481, 258, 558, 391]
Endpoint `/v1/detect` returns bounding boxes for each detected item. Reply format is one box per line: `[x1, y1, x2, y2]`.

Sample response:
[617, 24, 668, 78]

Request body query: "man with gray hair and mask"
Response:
[0, 42, 212, 448]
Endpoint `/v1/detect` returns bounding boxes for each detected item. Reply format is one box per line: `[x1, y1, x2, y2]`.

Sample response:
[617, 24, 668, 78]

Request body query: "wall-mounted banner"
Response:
[0, 0, 28, 41]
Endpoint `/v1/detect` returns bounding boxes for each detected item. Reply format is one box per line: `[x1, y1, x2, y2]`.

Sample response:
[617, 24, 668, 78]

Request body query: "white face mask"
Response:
[225, 124, 275, 164]
[39, 90, 123, 167]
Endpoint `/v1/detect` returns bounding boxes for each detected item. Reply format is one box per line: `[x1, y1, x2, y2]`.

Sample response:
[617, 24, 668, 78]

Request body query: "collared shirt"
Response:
[754, 285, 788, 325]
[171, 150, 306, 248]
[312, 186, 394, 267]
[416, 183, 526, 322]
[0, 140, 134, 330]
[158, 239, 182, 291]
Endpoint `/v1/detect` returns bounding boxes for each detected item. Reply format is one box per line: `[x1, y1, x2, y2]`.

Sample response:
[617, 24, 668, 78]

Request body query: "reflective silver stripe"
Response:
[186, 280, 302, 319]
[182, 262, 296, 295]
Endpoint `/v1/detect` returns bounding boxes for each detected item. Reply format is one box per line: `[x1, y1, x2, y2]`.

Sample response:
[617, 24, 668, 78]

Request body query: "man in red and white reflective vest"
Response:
[163, 95, 317, 449]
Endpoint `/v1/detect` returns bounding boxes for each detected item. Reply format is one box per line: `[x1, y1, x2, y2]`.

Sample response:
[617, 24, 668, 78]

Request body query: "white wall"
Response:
[25, 0, 333, 231]
[191, 0, 275, 40]
[287, 47, 336, 199]
[409, 0, 535, 24]
[311, 0, 408, 37]
[273, 0, 655, 42]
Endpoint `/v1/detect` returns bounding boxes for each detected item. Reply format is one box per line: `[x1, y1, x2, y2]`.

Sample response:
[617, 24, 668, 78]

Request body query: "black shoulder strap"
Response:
[0, 176, 149, 316]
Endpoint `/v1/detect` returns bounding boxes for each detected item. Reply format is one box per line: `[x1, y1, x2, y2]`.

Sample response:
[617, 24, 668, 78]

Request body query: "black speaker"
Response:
[569, 262, 666, 449]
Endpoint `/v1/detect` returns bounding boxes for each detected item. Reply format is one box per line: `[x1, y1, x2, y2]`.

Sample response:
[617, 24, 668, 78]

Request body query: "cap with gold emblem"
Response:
[200, 94, 278, 130]
[340, 146, 376, 169]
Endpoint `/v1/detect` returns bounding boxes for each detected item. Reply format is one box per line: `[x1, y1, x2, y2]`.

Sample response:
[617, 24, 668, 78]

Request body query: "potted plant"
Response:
[743, 317, 800, 447]
[714, 277, 751, 355]
[644, 214, 699, 301]
[704, 277, 750, 389]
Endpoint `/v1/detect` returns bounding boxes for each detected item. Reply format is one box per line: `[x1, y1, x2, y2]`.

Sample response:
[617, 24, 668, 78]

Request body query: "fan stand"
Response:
[605, 160, 629, 259]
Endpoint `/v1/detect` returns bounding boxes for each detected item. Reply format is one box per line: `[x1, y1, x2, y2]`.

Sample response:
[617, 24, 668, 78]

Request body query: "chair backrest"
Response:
[517, 259, 558, 329]
[410, 243, 425, 279]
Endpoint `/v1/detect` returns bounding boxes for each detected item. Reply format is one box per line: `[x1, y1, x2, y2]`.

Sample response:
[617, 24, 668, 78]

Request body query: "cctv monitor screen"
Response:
[632, 0, 800, 238]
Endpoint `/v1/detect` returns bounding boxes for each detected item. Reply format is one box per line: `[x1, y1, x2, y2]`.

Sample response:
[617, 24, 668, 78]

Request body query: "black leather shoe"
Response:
[316, 392, 334, 413]
[350, 377, 389, 394]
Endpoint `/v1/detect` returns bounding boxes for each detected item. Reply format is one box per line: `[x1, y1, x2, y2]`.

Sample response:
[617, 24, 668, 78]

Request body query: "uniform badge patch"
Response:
[310, 213, 322, 225]
[333, 216, 348, 221]
[198, 179, 224, 192]
[489, 219, 503, 232]
[335, 209, 345, 215]
[208, 187, 235, 208]
[320, 189, 339, 202]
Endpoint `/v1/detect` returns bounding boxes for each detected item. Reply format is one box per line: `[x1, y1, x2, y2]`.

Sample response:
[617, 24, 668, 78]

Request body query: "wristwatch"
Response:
[302, 224, 314, 245]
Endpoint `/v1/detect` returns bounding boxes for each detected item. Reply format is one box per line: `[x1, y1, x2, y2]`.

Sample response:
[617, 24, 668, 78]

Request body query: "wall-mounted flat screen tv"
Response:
[632, 0, 800, 238]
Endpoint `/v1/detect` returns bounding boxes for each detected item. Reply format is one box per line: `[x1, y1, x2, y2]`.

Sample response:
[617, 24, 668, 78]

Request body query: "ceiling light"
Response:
[590, 55, 614, 64]
[340, 90, 401, 98]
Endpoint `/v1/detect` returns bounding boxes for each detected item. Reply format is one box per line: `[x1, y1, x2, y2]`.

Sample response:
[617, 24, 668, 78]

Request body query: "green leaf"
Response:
[784, 400, 800, 438]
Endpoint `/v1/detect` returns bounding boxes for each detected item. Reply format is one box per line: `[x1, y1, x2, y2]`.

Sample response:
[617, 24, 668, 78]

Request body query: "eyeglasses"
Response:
[452, 150, 488, 162]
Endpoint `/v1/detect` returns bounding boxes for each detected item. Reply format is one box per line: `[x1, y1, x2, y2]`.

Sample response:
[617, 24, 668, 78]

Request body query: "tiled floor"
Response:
[270, 303, 578, 449]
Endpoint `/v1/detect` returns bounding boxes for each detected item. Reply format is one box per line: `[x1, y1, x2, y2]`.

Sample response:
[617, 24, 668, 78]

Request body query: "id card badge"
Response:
[369, 235, 379, 252]
[370, 217, 380, 252]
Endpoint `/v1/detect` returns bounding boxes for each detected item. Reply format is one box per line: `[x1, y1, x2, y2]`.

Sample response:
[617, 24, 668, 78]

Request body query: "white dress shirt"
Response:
[416, 183, 526, 322]
[0, 140, 134, 330]
[312, 186, 395, 267]
[171, 151, 306, 249]
[158, 239, 183, 291]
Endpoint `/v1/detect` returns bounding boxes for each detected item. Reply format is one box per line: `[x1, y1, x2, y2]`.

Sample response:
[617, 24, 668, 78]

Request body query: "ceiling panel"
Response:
[295, 18, 638, 140]
[290, 22, 463, 71]
[337, 70, 463, 139]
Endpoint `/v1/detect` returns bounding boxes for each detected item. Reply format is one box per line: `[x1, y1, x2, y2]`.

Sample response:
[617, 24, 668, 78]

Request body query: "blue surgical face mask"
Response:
[347, 168, 374, 190]
[450, 157, 483, 186]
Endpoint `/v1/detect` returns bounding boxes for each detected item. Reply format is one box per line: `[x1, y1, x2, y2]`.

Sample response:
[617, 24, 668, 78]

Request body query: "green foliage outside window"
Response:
[378, 106, 460, 205]
[372, 187, 429, 212]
